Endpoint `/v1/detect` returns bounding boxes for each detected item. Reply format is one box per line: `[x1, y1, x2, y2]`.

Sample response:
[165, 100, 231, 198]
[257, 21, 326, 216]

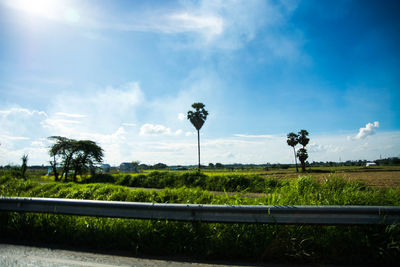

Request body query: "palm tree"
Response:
[297, 130, 310, 172]
[21, 154, 28, 180]
[297, 129, 310, 148]
[187, 103, 208, 171]
[287, 132, 299, 172]
[297, 148, 308, 172]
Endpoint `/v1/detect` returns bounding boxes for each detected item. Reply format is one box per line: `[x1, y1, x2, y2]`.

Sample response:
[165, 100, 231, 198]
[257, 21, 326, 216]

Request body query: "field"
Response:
[0, 166, 399, 264]
[254, 166, 400, 188]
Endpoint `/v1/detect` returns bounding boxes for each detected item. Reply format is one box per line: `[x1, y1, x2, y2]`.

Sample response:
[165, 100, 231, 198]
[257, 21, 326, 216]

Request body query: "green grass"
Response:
[79, 171, 289, 193]
[1, 175, 399, 264]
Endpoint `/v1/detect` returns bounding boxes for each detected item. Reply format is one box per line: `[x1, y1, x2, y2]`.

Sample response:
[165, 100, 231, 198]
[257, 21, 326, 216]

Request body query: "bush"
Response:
[82, 174, 116, 184]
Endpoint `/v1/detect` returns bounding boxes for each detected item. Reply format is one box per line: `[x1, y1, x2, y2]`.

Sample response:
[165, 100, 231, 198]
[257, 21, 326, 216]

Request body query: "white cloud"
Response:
[0, 135, 30, 141]
[0, 107, 48, 142]
[140, 124, 172, 136]
[139, 123, 184, 137]
[353, 121, 380, 140]
[0, 107, 47, 118]
[178, 113, 186, 121]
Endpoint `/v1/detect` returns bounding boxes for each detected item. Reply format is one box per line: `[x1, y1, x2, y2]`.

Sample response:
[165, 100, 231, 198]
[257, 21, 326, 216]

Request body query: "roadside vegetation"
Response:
[1, 174, 400, 264]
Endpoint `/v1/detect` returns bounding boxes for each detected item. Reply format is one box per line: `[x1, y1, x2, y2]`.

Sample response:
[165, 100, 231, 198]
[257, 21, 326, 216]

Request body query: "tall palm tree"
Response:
[297, 130, 310, 172]
[187, 103, 208, 171]
[287, 132, 299, 172]
[21, 154, 28, 180]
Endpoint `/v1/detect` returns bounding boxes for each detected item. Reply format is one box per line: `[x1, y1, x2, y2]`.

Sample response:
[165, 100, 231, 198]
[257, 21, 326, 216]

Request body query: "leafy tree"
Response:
[187, 102, 208, 171]
[49, 136, 78, 181]
[153, 163, 168, 169]
[71, 140, 104, 181]
[48, 136, 103, 182]
[139, 163, 150, 170]
[287, 132, 299, 172]
[20, 154, 28, 180]
[215, 163, 224, 169]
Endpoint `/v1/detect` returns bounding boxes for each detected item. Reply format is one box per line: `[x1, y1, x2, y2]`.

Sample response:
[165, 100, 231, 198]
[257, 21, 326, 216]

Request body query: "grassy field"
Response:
[253, 166, 400, 188]
[1, 166, 399, 264]
[0, 174, 399, 264]
[25, 165, 400, 189]
[114, 165, 400, 189]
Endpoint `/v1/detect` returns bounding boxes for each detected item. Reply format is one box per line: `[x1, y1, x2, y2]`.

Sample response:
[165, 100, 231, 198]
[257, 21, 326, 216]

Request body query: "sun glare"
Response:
[11, 0, 59, 18]
[5, 0, 80, 23]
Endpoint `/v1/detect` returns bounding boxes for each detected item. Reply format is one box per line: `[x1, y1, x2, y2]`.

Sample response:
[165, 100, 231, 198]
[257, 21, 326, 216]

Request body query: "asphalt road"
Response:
[0, 243, 269, 267]
[0, 243, 346, 267]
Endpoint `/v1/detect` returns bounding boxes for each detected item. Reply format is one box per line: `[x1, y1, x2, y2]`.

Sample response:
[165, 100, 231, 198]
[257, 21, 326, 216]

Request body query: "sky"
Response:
[0, 0, 399, 166]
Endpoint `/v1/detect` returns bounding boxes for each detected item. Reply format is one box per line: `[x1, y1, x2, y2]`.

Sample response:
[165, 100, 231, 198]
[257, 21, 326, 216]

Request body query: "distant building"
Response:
[366, 162, 377, 167]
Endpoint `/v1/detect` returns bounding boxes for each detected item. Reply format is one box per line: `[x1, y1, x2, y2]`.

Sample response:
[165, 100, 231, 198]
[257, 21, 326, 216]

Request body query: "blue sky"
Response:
[0, 0, 399, 166]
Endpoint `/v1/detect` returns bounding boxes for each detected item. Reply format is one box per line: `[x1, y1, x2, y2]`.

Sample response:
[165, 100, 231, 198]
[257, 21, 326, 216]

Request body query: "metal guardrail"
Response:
[0, 197, 399, 225]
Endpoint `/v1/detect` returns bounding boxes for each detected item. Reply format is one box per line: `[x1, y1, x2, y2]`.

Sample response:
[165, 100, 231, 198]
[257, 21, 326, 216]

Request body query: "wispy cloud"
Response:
[167, 12, 223, 37]
[0, 135, 30, 141]
[46, 82, 144, 133]
[122, 123, 136, 127]
[234, 134, 274, 138]
[55, 112, 86, 118]
[308, 143, 343, 153]
[1, 0, 298, 50]
[0, 107, 47, 118]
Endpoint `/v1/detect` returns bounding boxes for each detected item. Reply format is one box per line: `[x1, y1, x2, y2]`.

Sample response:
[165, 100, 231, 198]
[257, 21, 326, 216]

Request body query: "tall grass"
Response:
[83, 171, 288, 193]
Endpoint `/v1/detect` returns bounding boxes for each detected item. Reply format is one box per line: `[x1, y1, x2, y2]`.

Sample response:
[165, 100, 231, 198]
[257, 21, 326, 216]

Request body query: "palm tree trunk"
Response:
[293, 146, 298, 173]
[197, 129, 201, 171]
